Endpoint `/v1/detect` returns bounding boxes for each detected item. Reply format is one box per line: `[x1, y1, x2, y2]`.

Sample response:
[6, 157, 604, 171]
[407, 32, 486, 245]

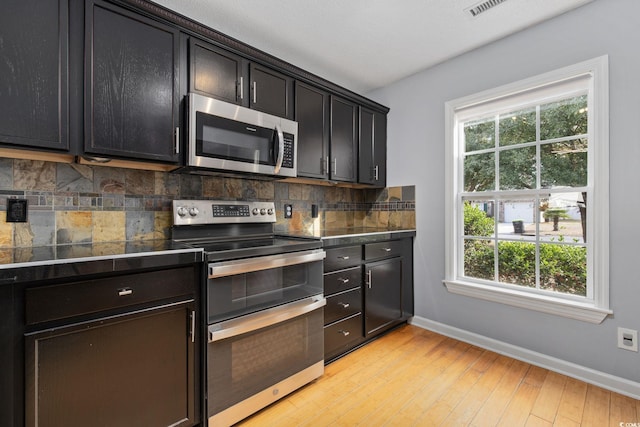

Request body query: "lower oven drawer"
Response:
[324, 313, 362, 357]
[324, 288, 362, 325]
[207, 296, 325, 427]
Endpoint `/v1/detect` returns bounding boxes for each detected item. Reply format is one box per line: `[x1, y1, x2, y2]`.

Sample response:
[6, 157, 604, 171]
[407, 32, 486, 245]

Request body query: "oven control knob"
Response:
[252, 208, 259, 216]
[177, 207, 188, 217]
[188, 207, 199, 217]
[260, 208, 266, 215]
[267, 208, 274, 215]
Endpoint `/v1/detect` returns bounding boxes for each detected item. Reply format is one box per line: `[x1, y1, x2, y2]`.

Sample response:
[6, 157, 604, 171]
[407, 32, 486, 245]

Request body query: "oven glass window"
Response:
[207, 259, 323, 324]
[196, 112, 275, 165]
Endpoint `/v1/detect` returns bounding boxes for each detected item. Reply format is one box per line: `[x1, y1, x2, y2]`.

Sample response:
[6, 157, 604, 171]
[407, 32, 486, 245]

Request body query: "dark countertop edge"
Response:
[279, 229, 416, 246]
[319, 229, 416, 240]
[0, 246, 204, 271]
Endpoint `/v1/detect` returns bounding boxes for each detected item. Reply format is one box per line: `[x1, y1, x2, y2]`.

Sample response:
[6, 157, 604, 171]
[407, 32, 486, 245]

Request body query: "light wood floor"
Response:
[238, 324, 639, 426]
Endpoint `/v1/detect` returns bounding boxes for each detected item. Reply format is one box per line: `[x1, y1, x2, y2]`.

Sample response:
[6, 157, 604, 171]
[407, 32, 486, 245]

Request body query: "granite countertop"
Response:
[281, 227, 416, 246]
[0, 240, 204, 283]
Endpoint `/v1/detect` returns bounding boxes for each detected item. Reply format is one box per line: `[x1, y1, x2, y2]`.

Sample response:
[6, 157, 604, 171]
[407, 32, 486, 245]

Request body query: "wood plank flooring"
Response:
[237, 324, 639, 427]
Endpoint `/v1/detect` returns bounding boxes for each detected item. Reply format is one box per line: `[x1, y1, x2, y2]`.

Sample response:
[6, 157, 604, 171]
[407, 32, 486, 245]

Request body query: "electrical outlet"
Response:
[617, 327, 638, 352]
[6, 198, 28, 223]
[284, 204, 293, 219]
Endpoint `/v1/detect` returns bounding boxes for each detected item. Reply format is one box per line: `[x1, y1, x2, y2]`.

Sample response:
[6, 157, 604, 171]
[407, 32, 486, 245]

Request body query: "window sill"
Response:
[443, 279, 611, 324]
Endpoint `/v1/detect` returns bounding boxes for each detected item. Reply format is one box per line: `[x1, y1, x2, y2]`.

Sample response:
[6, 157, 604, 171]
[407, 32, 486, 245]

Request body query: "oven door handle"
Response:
[208, 249, 326, 278]
[208, 296, 326, 342]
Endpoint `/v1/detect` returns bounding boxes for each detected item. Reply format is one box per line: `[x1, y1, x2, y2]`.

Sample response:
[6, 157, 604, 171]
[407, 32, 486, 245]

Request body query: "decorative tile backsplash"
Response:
[0, 159, 415, 247]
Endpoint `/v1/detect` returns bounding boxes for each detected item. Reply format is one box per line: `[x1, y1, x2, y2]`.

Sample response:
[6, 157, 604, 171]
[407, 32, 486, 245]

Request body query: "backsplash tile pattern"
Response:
[0, 159, 415, 248]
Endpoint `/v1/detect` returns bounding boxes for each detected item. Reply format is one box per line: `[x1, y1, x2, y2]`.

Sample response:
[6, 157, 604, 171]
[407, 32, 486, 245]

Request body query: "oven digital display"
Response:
[212, 204, 250, 217]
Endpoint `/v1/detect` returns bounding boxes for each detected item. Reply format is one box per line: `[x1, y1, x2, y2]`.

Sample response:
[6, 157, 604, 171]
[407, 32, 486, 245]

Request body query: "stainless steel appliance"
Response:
[172, 200, 325, 427]
[185, 93, 298, 177]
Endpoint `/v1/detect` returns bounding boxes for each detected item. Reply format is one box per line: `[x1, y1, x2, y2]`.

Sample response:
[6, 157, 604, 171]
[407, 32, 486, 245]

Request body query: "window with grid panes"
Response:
[444, 57, 610, 323]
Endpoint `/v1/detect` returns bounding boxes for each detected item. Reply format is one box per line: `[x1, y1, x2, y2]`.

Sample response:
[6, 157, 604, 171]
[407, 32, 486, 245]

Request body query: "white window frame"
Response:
[444, 56, 610, 324]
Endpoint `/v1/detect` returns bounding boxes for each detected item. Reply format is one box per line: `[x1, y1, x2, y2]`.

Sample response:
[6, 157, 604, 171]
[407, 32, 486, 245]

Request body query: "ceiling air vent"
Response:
[465, 0, 509, 17]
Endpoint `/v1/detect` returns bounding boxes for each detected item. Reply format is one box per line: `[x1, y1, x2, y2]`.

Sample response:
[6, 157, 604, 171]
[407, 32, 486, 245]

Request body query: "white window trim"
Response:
[444, 56, 610, 324]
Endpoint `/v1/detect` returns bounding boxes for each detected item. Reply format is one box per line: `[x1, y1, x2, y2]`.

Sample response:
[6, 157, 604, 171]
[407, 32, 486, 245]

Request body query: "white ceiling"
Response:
[153, 0, 594, 94]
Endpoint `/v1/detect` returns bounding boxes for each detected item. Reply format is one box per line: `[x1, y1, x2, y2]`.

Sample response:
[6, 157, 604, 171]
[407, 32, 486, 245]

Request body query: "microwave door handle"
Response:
[273, 123, 285, 174]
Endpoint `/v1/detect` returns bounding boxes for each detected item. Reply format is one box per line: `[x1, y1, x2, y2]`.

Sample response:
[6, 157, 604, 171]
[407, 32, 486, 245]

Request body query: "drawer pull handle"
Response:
[338, 277, 350, 284]
[338, 330, 350, 337]
[338, 256, 350, 260]
[366, 270, 372, 289]
[118, 288, 133, 296]
[381, 248, 392, 252]
[338, 302, 350, 309]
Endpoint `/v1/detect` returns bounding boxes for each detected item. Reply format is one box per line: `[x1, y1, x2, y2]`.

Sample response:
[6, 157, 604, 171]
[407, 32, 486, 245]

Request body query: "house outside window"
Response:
[444, 56, 610, 323]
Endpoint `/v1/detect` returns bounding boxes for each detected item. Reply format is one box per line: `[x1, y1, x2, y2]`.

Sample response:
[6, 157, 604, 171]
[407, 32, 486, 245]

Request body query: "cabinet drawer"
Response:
[324, 288, 362, 325]
[25, 267, 196, 325]
[364, 240, 403, 261]
[324, 267, 361, 296]
[324, 246, 362, 272]
[324, 313, 362, 356]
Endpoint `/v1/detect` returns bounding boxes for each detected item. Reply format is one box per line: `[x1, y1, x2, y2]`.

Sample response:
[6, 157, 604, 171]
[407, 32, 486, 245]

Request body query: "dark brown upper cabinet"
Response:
[249, 63, 293, 119]
[189, 37, 293, 119]
[189, 38, 243, 105]
[0, 0, 69, 152]
[330, 96, 358, 183]
[359, 107, 387, 187]
[84, 0, 180, 163]
[295, 82, 330, 179]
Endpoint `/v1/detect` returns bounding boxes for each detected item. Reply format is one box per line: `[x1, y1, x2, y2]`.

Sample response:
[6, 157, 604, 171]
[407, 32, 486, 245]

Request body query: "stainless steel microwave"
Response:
[186, 93, 298, 177]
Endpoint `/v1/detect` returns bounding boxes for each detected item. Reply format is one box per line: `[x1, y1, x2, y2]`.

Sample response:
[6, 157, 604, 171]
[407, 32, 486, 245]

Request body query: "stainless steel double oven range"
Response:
[172, 200, 326, 427]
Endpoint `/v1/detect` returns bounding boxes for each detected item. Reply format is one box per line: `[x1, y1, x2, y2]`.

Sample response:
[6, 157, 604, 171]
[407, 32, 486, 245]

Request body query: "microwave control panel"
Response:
[282, 133, 294, 169]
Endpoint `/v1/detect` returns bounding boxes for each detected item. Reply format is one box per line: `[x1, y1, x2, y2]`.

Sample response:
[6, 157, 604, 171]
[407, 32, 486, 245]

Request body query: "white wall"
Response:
[369, 0, 640, 385]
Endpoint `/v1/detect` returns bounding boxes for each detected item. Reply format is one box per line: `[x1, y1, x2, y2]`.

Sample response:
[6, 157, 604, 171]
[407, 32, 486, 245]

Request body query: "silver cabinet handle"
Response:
[338, 277, 350, 284]
[190, 311, 196, 343]
[338, 302, 350, 309]
[339, 330, 350, 337]
[332, 158, 337, 175]
[174, 127, 180, 154]
[381, 248, 392, 252]
[239, 76, 244, 100]
[325, 156, 330, 175]
[252, 81, 257, 104]
[374, 165, 379, 181]
[366, 270, 372, 289]
[118, 288, 133, 296]
[338, 256, 350, 260]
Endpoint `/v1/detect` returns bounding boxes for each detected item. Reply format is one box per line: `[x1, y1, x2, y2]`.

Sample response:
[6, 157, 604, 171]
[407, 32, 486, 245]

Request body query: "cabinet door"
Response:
[25, 302, 197, 427]
[190, 38, 244, 105]
[250, 63, 293, 119]
[359, 108, 387, 187]
[365, 257, 402, 335]
[373, 111, 387, 187]
[85, 0, 180, 163]
[295, 82, 329, 179]
[0, 0, 68, 151]
[358, 107, 374, 184]
[330, 96, 358, 182]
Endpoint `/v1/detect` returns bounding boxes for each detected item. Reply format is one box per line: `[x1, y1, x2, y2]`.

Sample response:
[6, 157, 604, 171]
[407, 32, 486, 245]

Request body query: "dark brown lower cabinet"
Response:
[25, 301, 196, 427]
[323, 236, 414, 362]
[364, 257, 402, 336]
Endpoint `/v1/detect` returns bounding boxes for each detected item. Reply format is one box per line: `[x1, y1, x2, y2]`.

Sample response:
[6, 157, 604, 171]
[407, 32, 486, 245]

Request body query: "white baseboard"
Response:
[409, 316, 640, 400]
